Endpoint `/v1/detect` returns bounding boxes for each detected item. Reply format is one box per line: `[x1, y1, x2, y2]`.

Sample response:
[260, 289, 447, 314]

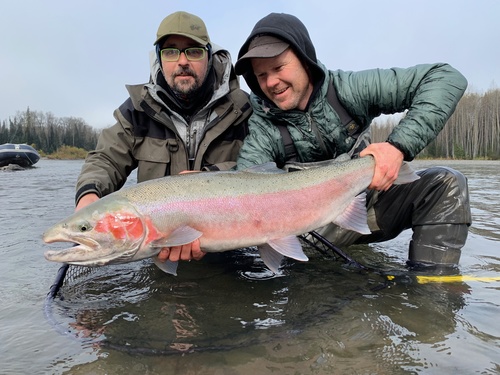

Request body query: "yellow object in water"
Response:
[386, 275, 500, 284]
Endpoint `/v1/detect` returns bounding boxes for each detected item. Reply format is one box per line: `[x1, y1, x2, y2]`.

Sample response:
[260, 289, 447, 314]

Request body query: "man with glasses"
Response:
[234, 13, 471, 271]
[75, 11, 251, 263]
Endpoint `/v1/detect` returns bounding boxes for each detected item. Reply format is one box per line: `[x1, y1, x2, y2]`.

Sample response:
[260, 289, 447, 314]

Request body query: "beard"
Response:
[169, 67, 203, 98]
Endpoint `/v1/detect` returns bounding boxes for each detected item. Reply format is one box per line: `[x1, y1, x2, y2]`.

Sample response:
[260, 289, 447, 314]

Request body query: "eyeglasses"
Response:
[160, 47, 207, 62]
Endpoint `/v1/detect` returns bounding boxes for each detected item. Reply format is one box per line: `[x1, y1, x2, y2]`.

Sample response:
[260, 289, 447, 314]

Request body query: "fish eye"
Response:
[78, 222, 93, 232]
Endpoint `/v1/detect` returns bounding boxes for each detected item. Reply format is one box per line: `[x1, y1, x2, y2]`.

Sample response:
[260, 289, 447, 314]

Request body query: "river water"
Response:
[1, 159, 499, 374]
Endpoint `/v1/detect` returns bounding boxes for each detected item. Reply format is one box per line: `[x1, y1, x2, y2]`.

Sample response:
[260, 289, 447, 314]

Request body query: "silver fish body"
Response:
[43, 156, 418, 274]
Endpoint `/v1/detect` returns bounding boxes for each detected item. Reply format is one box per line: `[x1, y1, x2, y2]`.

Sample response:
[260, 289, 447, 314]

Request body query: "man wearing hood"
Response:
[234, 13, 471, 270]
[75, 11, 251, 263]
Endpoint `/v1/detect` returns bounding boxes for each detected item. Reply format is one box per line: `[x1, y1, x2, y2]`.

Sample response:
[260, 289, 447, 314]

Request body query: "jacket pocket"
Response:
[134, 138, 175, 182]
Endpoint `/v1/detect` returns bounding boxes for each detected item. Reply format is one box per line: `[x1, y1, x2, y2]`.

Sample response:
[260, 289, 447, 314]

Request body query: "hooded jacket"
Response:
[235, 13, 467, 170]
[76, 45, 251, 204]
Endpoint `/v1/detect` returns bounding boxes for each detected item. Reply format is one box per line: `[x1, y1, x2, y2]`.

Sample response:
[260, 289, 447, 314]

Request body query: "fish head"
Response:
[43, 197, 147, 266]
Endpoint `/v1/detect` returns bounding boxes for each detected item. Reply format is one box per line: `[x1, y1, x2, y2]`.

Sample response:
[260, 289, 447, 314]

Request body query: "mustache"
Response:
[172, 67, 197, 78]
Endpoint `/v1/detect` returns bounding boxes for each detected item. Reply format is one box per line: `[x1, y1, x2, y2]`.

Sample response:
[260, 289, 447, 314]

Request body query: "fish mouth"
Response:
[43, 232, 112, 265]
[43, 232, 142, 266]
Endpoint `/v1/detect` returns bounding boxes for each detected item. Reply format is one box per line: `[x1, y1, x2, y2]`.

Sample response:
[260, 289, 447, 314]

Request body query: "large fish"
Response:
[43, 156, 418, 275]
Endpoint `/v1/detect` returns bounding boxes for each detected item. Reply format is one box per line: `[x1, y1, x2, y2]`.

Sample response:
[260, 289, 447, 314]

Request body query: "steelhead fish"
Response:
[43, 156, 419, 275]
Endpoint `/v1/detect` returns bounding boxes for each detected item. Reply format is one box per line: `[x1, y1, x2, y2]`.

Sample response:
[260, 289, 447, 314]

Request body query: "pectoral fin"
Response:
[151, 225, 202, 248]
[149, 226, 201, 276]
[153, 256, 178, 276]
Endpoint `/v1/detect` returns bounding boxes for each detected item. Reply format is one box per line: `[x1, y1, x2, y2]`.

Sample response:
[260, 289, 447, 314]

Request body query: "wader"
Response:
[314, 166, 471, 268]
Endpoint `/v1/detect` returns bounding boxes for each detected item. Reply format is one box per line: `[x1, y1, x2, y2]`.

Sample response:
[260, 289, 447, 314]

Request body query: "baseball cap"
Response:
[154, 11, 210, 46]
[235, 35, 289, 75]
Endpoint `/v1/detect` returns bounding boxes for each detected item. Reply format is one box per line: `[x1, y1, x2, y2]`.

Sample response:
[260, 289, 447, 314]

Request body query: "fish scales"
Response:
[113, 158, 373, 249]
[43, 156, 416, 274]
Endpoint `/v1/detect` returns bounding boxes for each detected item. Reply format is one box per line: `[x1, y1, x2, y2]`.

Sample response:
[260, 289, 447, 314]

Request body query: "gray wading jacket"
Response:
[76, 46, 251, 204]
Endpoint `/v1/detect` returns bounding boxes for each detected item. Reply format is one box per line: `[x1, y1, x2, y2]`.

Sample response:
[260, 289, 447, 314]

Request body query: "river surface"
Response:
[1, 159, 499, 374]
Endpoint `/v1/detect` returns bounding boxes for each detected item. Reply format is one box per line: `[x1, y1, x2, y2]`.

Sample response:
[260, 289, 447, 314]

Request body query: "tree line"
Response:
[0, 107, 100, 154]
[372, 88, 500, 160]
[1, 88, 499, 159]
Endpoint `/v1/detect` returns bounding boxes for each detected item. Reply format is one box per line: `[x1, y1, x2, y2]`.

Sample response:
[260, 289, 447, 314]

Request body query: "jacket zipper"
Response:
[307, 112, 332, 159]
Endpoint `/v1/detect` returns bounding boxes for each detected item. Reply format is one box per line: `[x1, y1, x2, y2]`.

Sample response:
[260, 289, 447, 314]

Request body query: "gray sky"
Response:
[1, 0, 498, 128]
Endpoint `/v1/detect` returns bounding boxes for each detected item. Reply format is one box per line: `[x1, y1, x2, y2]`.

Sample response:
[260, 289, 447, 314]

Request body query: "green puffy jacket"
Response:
[236, 61, 467, 170]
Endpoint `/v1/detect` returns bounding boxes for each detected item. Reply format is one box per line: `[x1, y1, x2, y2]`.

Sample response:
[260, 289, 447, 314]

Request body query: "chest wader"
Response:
[318, 166, 471, 269]
[404, 167, 471, 269]
[371, 166, 470, 268]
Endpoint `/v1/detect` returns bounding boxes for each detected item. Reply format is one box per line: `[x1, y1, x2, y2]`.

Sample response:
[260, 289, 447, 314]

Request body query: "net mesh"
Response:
[44, 234, 366, 354]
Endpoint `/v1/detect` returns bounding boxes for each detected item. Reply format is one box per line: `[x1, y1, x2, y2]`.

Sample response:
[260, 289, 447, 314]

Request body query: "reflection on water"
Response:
[47, 253, 468, 372]
[2, 160, 500, 374]
[45, 247, 472, 373]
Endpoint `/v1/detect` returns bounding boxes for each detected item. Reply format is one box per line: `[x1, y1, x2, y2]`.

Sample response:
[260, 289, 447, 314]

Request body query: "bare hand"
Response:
[157, 239, 205, 262]
[75, 193, 99, 211]
[360, 142, 404, 191]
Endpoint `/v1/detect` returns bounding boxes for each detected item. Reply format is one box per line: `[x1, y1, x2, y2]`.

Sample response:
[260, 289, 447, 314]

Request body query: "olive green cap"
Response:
[154, 11, 210, 46]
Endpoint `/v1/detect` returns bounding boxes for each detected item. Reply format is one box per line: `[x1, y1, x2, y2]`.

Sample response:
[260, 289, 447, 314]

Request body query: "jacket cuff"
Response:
[75, 184, 101, 205]
[387, 139, 413, 162]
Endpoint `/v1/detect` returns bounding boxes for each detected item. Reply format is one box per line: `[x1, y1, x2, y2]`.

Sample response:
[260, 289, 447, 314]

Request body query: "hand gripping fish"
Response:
[43, 156, 418, 275]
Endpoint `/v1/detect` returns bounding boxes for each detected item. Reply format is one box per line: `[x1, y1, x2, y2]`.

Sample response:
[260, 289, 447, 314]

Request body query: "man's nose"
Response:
[266, 74, 280, 88]
[178, 51, 189, 63]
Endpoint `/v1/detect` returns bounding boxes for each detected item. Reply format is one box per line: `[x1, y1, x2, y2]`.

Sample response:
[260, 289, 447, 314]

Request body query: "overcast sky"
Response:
[1, 0, 498, 128]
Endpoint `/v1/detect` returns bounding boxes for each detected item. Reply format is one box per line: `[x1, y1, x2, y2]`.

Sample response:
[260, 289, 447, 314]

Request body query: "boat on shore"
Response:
[0, 143, 41, 168]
